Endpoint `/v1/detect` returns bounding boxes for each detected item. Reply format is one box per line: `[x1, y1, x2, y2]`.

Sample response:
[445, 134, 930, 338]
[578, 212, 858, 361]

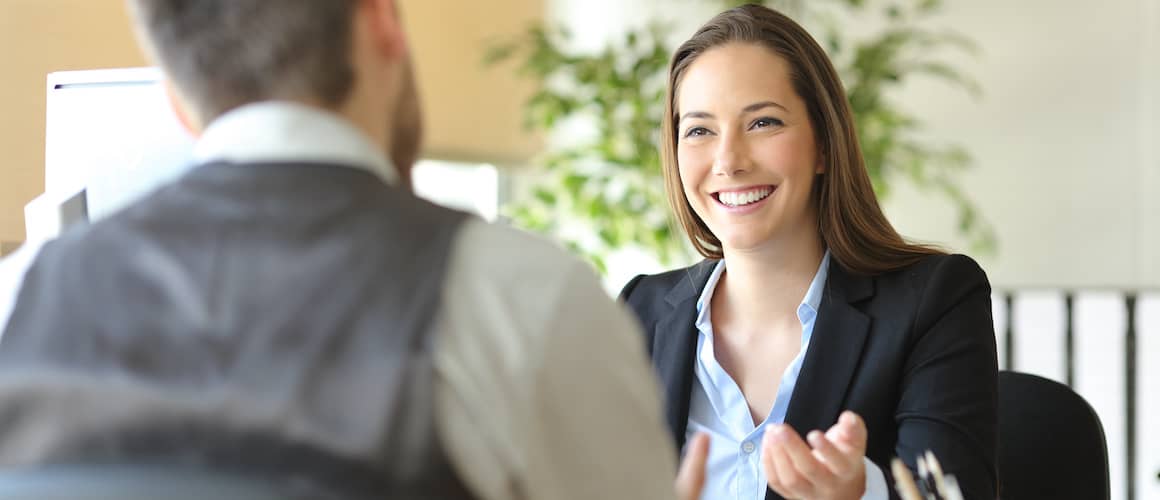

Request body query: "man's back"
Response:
[0, 159, 476, 498]
[0, 104, 678, 500]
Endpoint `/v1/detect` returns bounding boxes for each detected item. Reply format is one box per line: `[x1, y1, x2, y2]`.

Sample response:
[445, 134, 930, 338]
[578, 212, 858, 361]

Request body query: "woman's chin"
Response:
[716, 234, 774, 254]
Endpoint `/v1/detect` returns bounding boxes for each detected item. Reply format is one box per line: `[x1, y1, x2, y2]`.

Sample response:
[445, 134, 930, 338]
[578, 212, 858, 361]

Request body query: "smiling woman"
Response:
[619, 5, 999, 500]
[674, 43, 823, 259]
[660, 12, 943, 275]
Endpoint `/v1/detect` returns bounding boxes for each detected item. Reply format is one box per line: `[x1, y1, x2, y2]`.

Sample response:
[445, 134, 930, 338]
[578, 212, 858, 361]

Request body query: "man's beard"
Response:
[388, 60, 422, 192]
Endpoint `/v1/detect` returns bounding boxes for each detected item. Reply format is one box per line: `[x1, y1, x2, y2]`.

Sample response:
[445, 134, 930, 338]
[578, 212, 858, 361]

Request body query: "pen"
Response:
[892, 458, 923, 500]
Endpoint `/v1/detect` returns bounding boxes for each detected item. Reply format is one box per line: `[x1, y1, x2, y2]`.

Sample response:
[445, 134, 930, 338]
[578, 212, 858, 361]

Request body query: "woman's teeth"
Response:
[718, 187, 773, 207]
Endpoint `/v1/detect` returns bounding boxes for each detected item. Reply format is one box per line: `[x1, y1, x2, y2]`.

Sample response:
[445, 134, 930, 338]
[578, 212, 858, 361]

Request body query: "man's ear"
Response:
[162, 79, 201, 138]
[362, 0, 407, 61]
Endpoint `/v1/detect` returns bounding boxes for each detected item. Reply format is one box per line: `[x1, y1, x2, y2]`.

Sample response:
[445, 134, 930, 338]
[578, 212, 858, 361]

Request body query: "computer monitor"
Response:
[29, 68, 499, 240]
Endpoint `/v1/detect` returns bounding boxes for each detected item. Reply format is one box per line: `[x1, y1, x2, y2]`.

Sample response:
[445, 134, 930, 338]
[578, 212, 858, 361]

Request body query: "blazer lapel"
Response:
[652, 260, 716, 452]
[783, 260, 874, 437]
[765, 262, 874, 500]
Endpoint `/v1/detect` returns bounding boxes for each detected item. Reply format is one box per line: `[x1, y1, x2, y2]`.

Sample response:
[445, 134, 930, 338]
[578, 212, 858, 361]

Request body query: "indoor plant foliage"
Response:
[487, 0, 996, 273]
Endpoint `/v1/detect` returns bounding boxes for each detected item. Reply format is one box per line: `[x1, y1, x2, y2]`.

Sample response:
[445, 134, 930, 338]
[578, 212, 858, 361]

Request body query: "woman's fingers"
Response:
[763, 424, 840, 498]
[825, 411, 868, 455]
[760, 415, 869, 499]
[676, 432, 711, 500]
[765, 431, 807, 497]
[776, 425, 836, 484]
[808, 430, 859, 479]
[761, 432, 781, 492]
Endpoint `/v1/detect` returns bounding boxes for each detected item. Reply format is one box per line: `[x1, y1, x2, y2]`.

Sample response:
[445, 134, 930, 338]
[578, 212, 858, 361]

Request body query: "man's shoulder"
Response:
[0, 238, 53, 334]
[450, 220, 595, 284]
[436, 220, 634, 377]
[441, 220, 612, 333]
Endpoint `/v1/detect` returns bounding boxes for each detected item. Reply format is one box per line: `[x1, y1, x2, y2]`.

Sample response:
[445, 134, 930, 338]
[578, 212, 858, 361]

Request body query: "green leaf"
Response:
[590, 253, 608, 274]
[563, 173, 587, 194]
[905, 61, 983, 98]
[599, 227, 620, 246]
[482, 41, 518, 66]
[534, 188, 557, 205]
[918, 0, 942, 12]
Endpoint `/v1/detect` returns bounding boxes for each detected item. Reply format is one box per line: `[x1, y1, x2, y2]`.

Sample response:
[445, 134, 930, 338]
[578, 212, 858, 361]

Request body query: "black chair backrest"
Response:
[0, 465, 325, 500]
[998, 370, 1110, 500]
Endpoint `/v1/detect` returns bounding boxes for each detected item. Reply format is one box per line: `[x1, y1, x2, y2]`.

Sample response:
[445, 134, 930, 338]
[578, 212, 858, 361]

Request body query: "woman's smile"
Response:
[712, 185, 776, 213]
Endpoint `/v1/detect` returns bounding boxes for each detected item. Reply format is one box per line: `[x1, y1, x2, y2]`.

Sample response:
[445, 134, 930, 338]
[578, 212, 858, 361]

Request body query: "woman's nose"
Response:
[712, 134, 749, 177]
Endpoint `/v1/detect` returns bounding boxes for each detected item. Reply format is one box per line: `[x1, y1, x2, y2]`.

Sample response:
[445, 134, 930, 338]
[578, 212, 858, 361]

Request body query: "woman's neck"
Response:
[715, 233, 826, 330]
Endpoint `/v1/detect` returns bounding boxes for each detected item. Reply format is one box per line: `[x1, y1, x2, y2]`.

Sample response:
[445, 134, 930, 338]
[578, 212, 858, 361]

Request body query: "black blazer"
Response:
[620, 254, 998, 500]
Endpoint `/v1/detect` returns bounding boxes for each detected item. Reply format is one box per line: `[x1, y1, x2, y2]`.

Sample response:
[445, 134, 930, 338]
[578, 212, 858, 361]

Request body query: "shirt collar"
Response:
[193, 101, 398, 185]
[798, 250, 830, 325]
[694, 250, 832, 333]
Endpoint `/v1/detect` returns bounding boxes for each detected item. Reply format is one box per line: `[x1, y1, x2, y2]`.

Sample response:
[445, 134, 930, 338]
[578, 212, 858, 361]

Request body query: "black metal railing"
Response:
[995, 290, 1155, 500]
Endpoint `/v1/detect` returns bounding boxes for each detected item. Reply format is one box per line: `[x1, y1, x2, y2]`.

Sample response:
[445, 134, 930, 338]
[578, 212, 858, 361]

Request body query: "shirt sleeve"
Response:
[518, 261, 678, 499]
[432, 222, 678, 500]
[862, 457, 889, 500]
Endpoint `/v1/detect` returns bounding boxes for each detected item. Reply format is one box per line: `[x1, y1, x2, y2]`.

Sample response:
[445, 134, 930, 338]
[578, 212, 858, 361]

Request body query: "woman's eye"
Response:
[684, 127, 711, 138]
[751, 117, 783, 129]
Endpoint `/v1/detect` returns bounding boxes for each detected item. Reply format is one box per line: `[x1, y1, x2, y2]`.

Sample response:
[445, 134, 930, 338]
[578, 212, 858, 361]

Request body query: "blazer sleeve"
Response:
[894, 254, 999, 499]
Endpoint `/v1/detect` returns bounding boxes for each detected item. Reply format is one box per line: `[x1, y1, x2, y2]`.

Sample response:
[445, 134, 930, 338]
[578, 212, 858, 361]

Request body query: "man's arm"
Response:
[433, 223, 680, 500]
[520, 261, 678, 499]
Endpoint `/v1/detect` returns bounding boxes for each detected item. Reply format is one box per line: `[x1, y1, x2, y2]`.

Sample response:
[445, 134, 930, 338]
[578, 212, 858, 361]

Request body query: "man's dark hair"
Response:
[128, 0, 359, 122]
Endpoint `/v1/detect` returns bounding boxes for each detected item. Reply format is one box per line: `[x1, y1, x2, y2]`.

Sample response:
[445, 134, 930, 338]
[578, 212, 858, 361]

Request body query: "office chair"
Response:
[997, 370, 1110, 500]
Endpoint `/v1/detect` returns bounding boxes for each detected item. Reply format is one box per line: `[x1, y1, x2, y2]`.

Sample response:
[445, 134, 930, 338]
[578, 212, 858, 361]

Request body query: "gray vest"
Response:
[0, 161, 476, 499]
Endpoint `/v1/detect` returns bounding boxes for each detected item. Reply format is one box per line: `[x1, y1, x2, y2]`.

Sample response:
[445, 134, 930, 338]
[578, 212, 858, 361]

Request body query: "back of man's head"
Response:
[126, 1, 359, 125]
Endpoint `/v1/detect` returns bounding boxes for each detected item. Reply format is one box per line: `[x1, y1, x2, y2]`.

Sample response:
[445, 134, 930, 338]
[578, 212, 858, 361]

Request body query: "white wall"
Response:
[883, 0, 1160, 289]
[547, 0, 720, 51]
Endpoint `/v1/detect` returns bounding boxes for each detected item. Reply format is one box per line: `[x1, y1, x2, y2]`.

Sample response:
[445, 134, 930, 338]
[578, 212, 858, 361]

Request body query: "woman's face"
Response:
[675, 42, 822, 255]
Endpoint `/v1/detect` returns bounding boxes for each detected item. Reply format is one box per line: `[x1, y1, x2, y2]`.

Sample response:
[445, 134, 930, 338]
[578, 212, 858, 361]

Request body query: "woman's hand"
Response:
[761, 411, 868, 500]
[676, 432, 711, 500]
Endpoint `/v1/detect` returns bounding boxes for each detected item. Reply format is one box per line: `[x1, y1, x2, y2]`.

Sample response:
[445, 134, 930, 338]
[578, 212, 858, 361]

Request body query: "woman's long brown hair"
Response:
[660, 4, 943, 276]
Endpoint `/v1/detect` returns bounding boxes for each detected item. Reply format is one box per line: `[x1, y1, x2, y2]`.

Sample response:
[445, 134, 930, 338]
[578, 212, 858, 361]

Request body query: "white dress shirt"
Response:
[689, 252, 888, 499]
[0, 102, 680, 500]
